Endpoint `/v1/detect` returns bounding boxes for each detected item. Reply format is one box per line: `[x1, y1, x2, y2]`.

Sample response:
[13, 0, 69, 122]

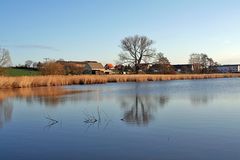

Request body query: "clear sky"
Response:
[1, 0, 240, 65]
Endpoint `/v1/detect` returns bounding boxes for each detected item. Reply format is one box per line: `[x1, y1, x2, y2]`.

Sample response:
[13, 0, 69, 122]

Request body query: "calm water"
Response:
[1, 78, 240, 160]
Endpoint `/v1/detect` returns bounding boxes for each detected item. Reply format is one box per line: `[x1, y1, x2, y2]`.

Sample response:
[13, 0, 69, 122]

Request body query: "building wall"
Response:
[216, 65, 240, 73]
[173, 64, 193, 73]
[84, 64, 105, 74]
[84, 64, 92, 74]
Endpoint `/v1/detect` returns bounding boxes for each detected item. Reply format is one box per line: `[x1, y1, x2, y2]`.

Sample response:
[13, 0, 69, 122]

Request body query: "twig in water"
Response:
[83, 111, 97, 124]
[45, 115, 58, 123]
[82, 107, 111, 131]
[44, 115, 59, 129]
[84, 117, 97, 123]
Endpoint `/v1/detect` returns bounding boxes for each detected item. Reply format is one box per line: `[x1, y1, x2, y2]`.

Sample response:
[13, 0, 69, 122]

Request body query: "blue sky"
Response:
[1, 0, 240, 65]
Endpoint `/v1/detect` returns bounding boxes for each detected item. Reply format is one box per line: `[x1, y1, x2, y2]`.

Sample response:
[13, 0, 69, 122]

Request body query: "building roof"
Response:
[216, 64, 240, 67]
[87, 62, 104, 70]
[172, 64, 192, 67]
[57, 60, 97, 64]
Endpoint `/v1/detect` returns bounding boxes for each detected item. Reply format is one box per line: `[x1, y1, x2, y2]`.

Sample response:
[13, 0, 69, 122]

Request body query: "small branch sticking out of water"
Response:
[44, 115, 59, 129]
[83, 111, 97, 124]
[83, 107, 111, 131]
[84, 117, 97, 123]
[45, 115, 58, 123]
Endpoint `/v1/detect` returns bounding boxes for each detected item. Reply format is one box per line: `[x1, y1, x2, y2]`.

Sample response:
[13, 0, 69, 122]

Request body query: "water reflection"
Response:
[190, 94, 214, 106]
[1, 79, 240, 160]
[0, 87, 90, 107]
[83, 107, 111, 132]
[0, 81, 222, 128]
[0, 101, 13, 128]
[120, 84, 169, 125]
[0, 87, 89, 128]
[159, 96, 169, 107]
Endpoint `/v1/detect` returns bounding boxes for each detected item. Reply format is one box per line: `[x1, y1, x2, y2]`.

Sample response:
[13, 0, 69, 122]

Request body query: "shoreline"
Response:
[0, 73, 239, 89]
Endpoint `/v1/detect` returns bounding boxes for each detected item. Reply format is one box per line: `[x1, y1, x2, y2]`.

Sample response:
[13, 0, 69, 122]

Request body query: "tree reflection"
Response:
[0, 84, 172, 127]
[0, 101, 13, 128]
[190, 94, 214, 106]
[159, 96, 169, 108]
[122, 94, 152, 125]
[120, 84, 170, 126]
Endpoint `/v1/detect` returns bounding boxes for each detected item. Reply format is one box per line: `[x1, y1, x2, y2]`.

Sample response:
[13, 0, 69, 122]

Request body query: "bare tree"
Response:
[32, 62, 39, 69]
[155, 53, 170, 65]
[151, 53, 173, 74]
[0, 48, 12, 67]
[189, 53, 218, 73]
[118, 35, 157, 73]
[25, 60, 33, 68]
[40, 61, 65, 75]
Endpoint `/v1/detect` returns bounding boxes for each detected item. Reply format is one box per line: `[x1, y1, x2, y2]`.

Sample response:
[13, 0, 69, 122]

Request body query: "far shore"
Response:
[0, 73, 239, 89]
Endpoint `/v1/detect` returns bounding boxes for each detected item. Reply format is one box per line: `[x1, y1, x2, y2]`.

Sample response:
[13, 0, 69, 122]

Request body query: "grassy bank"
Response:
[5, 68, 40, 76]
[0, 74, 239, 89]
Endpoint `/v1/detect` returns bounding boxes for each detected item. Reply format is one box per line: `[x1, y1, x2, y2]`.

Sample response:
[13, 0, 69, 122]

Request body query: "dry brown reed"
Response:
[0, 73, 239, 89]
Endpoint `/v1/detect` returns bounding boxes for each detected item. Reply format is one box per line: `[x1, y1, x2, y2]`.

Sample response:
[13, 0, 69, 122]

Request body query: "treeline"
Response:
[117, 35, 219, 74]
[0, 35, 228, 76]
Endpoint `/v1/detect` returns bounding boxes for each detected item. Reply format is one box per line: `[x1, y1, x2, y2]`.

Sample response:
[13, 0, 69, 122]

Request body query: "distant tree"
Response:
[152, 53, 173, 74]
[114, 64, 134, 74]
[43, 58, 52, 63]
[25, 60, 33, 68]
[154, 53, 170, 65]
[32, 62, 39, 69]
[206, 57, 219, 73]
[40, 61, 65, 75]
[189, 53, 202, 73]
[114, 64, 124, 73]
[118, 35, 157, 73]
[189, 53, 217, 73]
[0, 48, 12, 75]
[123, 65, 134, 73]
[0, 48, 12, 67]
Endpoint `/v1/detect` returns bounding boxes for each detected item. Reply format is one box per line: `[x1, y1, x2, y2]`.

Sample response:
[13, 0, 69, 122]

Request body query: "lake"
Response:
[0, 78, 240, 160]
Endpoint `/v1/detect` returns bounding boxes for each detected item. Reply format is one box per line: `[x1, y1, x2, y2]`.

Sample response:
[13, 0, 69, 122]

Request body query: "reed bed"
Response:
[0, 73, 239, 89]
